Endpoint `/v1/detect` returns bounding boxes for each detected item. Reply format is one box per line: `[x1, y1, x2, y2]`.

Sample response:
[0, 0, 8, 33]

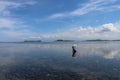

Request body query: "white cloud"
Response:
[0, 17, 28, 30]
[0, 29, 39, 41]
[0, 1, 20, 15]
[49, 13, 66, 19]
[0, 18, 16, 28]
[49, 0, 120, 19]
[70, 0, 119, 16]
[0, 21, 120, 41]
[0, 1, 36, 16]
[0, 0, 38, 41]
[0, 17, 36, 41]
[100, 23, 119, 32]
[0, 20, 37, 41]
[40, 22, 120, 40]
[24, 1, 37, 5]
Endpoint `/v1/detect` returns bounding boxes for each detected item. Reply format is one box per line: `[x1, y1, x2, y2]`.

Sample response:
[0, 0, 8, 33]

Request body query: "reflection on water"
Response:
[0, 42, 120, 80]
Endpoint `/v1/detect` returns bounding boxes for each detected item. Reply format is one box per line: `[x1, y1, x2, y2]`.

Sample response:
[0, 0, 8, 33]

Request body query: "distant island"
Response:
[55, 39, 75, 42]
[85, 39, 120, 42]
[24, 40, 42, 42]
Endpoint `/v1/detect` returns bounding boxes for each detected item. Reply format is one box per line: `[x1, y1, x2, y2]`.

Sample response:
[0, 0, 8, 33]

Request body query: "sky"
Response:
[0, 0, 120, 41]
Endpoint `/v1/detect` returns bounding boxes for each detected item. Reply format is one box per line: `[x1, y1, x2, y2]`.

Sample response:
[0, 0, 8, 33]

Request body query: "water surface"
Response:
[0, 42, 120, 80]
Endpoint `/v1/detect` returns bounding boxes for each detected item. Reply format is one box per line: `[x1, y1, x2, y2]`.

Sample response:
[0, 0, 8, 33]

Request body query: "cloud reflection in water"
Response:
[0, 42, 120, 80]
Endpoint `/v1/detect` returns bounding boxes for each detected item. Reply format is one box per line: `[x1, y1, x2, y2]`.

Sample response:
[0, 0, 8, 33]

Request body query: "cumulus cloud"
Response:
[49, 0, 120, 19]
[100, 23, 119, 32]
[0, 21, 120, 41]
[40, 22, 120, 40]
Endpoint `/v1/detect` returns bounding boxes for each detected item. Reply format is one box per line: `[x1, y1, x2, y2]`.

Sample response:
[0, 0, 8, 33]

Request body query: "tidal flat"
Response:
[0, 42, 120, 80]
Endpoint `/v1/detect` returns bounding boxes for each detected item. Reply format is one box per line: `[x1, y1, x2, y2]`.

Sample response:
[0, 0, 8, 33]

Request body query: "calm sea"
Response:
[0, 42, 120, 80]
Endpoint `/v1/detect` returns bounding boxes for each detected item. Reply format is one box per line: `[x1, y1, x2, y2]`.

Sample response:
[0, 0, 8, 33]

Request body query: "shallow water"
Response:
[0, 42, 120, 80]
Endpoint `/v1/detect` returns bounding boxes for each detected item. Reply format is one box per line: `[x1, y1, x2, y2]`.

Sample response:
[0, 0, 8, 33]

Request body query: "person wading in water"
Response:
[72, 45, 77, 57]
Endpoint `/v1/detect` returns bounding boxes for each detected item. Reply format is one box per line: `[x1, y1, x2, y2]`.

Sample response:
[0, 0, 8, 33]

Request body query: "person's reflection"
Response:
[72, 46, 77, 57]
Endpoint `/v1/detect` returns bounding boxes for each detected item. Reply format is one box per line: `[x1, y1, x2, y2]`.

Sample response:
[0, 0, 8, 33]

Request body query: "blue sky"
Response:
[0, 0, 120, 41]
